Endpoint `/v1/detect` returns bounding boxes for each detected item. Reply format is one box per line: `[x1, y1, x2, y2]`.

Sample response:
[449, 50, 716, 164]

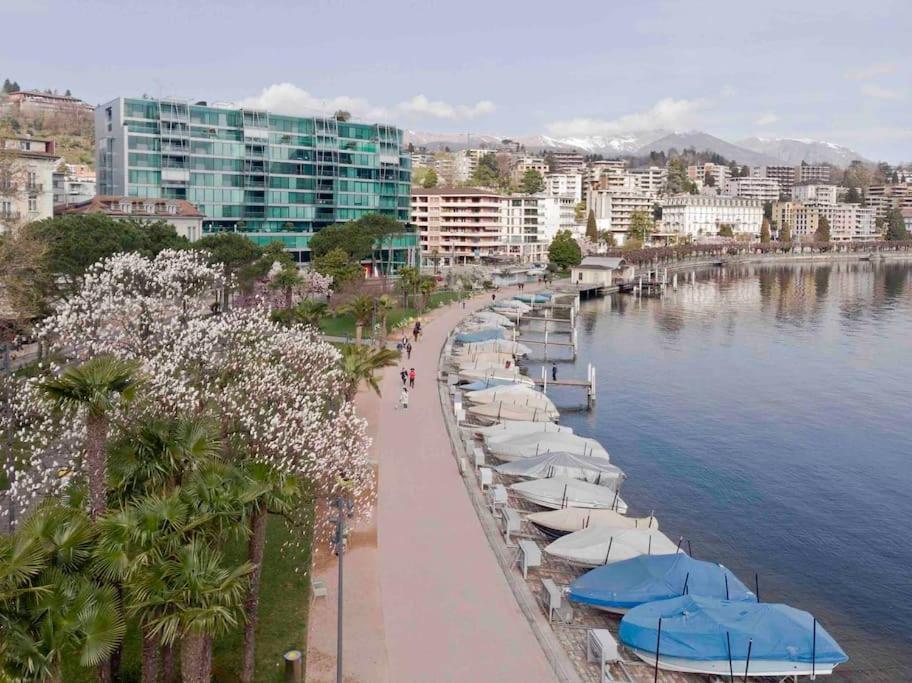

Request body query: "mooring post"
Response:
[673, 272, 678, 290]
[543, 325, 549, 361]
[541, 365, 547, 394]
[591, 365, 596, 402]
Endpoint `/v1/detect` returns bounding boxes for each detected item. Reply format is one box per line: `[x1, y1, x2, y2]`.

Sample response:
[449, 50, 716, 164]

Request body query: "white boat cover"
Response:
[461, 339, 531, 356]
[467, 402, 558, 422]
[544, 527, 680, 567]
[458, 359, 514, 372]
[487, 432, 610, 461]
[469, 311, 515, 327]
[509, 477, 627, 512]
[451, 351, 516, 366]
[526, 508, 658, 534]
[495, 451, 625, 486]
[476, 421, 572, 441]
[458, 368, 534, 384]
[492, 300, 531, 313]
[465, 385, 553, 407]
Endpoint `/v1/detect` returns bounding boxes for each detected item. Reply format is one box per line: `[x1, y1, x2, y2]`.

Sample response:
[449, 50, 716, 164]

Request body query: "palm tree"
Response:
[239, 462, 300, 683]
[269, 265, 303, 310]
[397, 266, 421, 308]
[337, 344, 400, 401]
[39, 356, 140, 519]
[419, 276, 437, 311]
[0, 506, 126, 683]
[129, 539, 252, 683]
[376, 294, 395, 336]
[294, 299, 328, 327]
[342, 294, 375, 342]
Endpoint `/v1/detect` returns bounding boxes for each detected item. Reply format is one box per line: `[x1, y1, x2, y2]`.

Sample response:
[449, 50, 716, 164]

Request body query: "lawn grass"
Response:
[63, 513, 313, 682]
[319, 290, 463, 338]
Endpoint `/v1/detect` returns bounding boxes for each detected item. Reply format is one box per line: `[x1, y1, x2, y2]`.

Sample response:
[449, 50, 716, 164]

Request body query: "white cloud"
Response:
[545, 97, 709, 137]
[754, 112, 779, 126]
[844, 63, 897, 80]
[397, 95, 495, 120]
[234, 83, 495, 122]
[859, 84, 904, 100]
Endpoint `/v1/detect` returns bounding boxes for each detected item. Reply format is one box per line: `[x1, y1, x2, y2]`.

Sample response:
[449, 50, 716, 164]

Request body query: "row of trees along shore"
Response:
[0, 212, 421, 681]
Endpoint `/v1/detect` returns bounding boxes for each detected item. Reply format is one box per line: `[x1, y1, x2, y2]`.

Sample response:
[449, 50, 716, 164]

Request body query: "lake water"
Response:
[526, 261, 912, 680]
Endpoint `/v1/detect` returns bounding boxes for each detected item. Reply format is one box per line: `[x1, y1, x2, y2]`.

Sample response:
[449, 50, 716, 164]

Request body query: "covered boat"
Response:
[495, 451, 625, 487]
[469, 310, 515, 327]
[460, 378, 518, 391]
[465, 385, 553, 407]
[457, 368, 533, 385]
[458, 360, 514, 373]
[619, 596, 848, 677]
[461, 339, 531, 356]
[455, 327, 504, 343]
[569, 554, 754, 614]
[451, 351, 516, 366]
[526, 508, 656, 540]
[474, 421, 572, 441]
[510, 477, 627, 513]
[492, 299, 531, 313]
[486, 432, 609, 461]
[466, 401, 558, 423]
[514, 292, 552, 303]
[544, 527, 678, 567]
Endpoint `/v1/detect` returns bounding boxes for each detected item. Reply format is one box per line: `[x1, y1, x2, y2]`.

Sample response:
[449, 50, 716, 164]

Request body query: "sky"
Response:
[1, 0, 910, 161]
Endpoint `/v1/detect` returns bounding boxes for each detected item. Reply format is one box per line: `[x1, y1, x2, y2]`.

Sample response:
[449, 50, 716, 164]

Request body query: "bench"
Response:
[311, 578, 327, 599]
[489, 484, 507, 515]
[478, 467, 493, 490]
[587, 629, 620, 683]
[502, 506, 522, 545]
[541, 578, 564, 622]
[516, 539, 541, 579]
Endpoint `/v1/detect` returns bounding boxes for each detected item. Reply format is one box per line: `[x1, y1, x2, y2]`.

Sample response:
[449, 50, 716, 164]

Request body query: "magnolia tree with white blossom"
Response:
[1, 249, 373, 538]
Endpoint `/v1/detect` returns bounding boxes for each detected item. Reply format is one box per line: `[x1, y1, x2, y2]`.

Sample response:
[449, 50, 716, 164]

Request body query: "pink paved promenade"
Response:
[307, 289, 553, 683]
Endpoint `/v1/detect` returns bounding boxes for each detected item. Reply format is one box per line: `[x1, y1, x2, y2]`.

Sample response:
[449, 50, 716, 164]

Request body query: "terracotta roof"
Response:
[60, 195, 204, 218]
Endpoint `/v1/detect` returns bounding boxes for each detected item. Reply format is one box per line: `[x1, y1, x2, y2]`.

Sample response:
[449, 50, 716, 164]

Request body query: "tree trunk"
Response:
[162, 643, 177, 683]
[142, 628, 160, 683]
[85, 413, 108, 520]
[98, 660, 112, 683]
[355, 324, 363, 342]
[284, 287, 292, 310]
[180, 633, 211, 683]
[240, 507, 269, 683]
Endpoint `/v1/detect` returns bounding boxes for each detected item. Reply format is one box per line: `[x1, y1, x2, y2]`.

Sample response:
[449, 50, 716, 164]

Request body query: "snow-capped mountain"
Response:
[737, 137, 868, 165]
[404, 129, 869, 166]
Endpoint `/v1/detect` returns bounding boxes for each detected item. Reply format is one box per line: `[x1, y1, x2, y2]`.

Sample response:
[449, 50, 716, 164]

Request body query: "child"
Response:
[400, 386, 409, 410]
[408, 367, 416, 389]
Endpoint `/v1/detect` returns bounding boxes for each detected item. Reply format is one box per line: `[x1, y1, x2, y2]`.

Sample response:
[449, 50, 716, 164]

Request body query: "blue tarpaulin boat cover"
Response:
[619, 596, 848, 664]
[569, 554, 754, 610]
[513, 293, 551, 304]
[460, 378, 517, 390]
[455, 328, 504, 343]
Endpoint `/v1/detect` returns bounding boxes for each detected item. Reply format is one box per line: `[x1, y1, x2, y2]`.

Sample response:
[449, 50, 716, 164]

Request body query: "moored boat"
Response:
[495, 451, 625, 487]
[510, 477, 628, 513]
[486, 432, 609, 461]
[544, 526, 678, 567]
[525, 508, 656, 540]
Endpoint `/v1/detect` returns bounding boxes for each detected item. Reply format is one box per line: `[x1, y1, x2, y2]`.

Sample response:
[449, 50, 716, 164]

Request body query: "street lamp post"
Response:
[332, 493, 354, 683]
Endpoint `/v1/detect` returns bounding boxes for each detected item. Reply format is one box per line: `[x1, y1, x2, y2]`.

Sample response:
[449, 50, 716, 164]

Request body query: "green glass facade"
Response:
[97, 97, 413, 264]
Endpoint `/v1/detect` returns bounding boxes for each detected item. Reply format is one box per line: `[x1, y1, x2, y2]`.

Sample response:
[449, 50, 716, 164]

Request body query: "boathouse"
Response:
[570, 257, 634, 287]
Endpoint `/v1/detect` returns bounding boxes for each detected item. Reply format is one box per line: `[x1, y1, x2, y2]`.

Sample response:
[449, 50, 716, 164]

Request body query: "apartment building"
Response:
[544, 172, 583, 202]
[511, 156, 550, 184]
[587, 189, 654, 244]
[95, 97, 413, 265]
[411, 187, 503, 266]
[587, 159, 627, 184]
[502, 195, 547, 262]
[723, 177, 780, 202]
[547, 151, 586, 173]
[772, 201, 877, 242]
[661, 196, 763, 240]
[628, 166, 667, 197]
[52, 163, 97, 207]
[541, 195, 580, 241]
[0, 136, 59, 233]
[59, 195, 205, 241]
[5, 90, 94, 116]
[687, 163, 730, 188]
[865, 183, 912, 220]
[757, 166, 798, 195]
[453, 148, 492, 182]
[797, 164, 832, 184]
[791, 184, 838, 205]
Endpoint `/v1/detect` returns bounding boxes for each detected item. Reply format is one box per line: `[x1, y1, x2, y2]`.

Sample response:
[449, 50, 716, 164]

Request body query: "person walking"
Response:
[551, 363, 558, 382]
[400, 367, 408, 386]
[400, 386, 409, 410]
[406, 341, 412, 359]
[408, 367, 416, 389]
[491, 293, 496, 303]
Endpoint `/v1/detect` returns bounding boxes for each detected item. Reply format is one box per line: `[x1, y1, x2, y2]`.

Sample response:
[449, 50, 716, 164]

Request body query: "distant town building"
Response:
[58, 195, 205, 241]
[772, 201, 877, 242]
[791, 184, 838, 205]
[502, 195, 546, 262]
[95, 97, 413, 265]
[723, 177, 780, 202]
[5, 90, 94, 116]
[865, 183, 912, 221]
[411, 187, 503, 266]
[756, 165, 798, 195]
[511, 156, 549, 184]
[628, 166, 667, 197]
[688, 163, 730, 188]
[587, 159, 627, 185]
[661, 195, 763, 240]
[797, 164, 832, 184]
[454, 148, 492, 183]
[546, 150, 586, 173]
[0, 136, 59, 233]
[52, 163, 96, 207]
[544, 172, 583, 202]
[587, 189, 654, 244]
[540, 195, 580, 240]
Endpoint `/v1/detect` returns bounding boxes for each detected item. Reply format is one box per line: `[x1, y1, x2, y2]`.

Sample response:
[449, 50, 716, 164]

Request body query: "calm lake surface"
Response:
[526, 261, 912, 680]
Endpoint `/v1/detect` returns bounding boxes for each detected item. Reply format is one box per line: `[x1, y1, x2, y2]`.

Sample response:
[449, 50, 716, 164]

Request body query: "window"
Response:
[120, 201, 132, 213]
[166, 204, 177, 215]
[28, 198, 37, 212]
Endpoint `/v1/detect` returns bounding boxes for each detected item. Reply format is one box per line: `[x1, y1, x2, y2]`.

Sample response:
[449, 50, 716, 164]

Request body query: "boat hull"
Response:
[513, 492, 628, 514]
[628, 649, 838, 677]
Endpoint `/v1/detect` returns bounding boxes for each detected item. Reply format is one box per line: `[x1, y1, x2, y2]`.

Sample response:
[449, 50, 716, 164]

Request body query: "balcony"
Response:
[26, 183, 43, 194]
[0, 211, 22, 222]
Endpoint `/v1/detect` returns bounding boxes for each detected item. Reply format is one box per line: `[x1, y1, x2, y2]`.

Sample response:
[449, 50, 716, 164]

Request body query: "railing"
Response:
[26, 183, 43, 193]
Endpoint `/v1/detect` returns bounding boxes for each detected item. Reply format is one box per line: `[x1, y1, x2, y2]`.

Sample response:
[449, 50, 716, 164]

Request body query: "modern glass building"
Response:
[95, 97, 414, 265]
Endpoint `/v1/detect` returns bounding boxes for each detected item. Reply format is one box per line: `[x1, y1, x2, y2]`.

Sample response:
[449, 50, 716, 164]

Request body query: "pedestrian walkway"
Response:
[307, 288, 553, 682]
